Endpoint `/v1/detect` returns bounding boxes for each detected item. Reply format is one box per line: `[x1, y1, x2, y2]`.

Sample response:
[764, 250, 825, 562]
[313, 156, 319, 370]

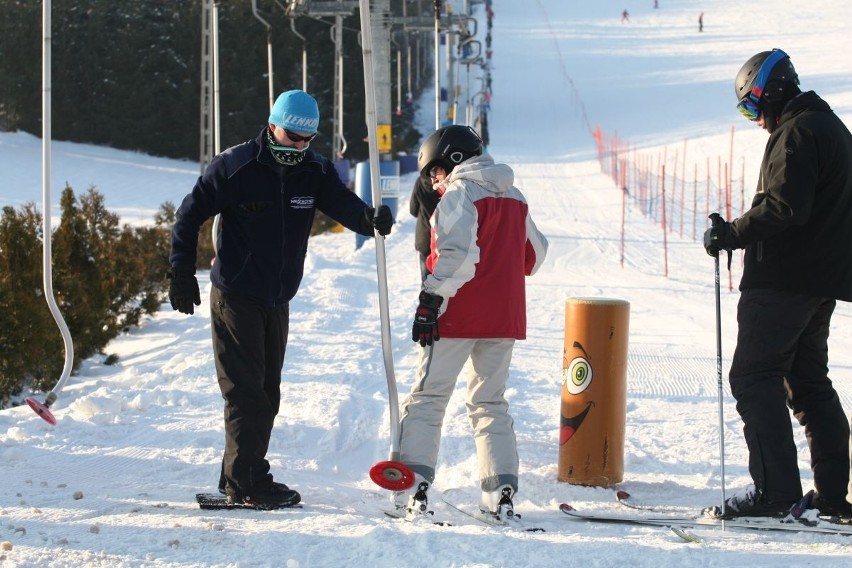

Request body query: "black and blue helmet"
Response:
[734, 49, 800, 126]
[417, 125, 484, 178]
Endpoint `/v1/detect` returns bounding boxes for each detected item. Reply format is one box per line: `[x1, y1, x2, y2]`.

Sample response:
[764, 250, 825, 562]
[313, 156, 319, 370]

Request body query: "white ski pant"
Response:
[398, 338, 519, 492]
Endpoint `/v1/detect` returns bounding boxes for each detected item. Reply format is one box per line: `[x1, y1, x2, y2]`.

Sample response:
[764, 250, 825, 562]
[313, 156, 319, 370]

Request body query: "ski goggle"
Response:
[736, 97, 761, 121]
[283, 129, 317, 143]
[735, 48, 788, 122]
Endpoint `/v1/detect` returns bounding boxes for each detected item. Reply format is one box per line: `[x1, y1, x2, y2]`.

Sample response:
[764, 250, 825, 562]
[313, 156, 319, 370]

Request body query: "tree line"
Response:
[0, 2, 431, 405]
[0, 0, 428, 162]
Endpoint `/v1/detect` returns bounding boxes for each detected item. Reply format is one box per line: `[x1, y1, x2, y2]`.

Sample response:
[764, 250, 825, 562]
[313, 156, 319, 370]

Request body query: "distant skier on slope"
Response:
[704, 49, 852, 519]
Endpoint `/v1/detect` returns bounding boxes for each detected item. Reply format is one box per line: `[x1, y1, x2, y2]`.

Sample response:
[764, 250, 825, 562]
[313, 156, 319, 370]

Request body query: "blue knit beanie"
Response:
[268, 90, 320, 134]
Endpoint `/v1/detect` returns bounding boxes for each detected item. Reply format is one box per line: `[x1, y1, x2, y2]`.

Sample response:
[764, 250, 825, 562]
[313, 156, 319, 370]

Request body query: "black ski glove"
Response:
[361, 205, 394, 236]
[412, 291, 443, 347]
[168, 266, 201, 315]
[703, 213, 735, 257]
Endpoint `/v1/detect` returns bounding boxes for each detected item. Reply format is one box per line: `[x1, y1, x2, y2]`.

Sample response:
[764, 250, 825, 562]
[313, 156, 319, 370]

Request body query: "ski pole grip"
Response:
[708, 213, 733, 269]
[709, 212, 724, 229]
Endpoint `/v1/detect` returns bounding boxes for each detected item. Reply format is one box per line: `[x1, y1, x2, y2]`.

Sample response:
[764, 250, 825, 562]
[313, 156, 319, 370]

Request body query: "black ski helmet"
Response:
[418, 125, 484, 177]
[734, 49, 800, 128]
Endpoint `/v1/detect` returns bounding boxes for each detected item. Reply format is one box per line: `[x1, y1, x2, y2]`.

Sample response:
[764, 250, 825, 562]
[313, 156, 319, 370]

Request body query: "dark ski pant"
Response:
[210, 286, 289, 495]
[730, 289, 850, 505]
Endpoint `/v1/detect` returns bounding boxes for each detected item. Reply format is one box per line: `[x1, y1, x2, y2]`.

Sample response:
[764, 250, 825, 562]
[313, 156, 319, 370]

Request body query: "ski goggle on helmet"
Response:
[736, 49, 789, 121]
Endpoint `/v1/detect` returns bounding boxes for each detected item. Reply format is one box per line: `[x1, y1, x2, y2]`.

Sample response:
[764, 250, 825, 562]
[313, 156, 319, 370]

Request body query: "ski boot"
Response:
[390, 480, 432, 520]
[479, 484, 516, 523]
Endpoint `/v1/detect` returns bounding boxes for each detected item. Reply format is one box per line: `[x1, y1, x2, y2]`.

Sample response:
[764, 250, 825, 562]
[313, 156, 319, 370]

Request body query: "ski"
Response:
[382, 507, 452, 526]
[616, 489, 663, 512]
[195, 493, 303, 511]
[614, 492, 718, 542]
[362, 490, 451, 526]
[617, 489, 852, 526]
[559, 503, 852, 536]
[615, 490, 700, 515]
[441, 489, 545, 532]
[669, 526, 703, 543]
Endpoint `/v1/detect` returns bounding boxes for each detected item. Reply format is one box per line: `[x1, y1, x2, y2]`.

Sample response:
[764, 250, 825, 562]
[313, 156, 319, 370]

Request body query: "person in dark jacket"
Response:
[409, 175, 441, 281]
[704, 49, 852, 518]
[168, 90, 393, 509]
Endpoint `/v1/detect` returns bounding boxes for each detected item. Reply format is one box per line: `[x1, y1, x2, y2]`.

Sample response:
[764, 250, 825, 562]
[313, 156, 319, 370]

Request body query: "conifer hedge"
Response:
[0, 187, 198, 407]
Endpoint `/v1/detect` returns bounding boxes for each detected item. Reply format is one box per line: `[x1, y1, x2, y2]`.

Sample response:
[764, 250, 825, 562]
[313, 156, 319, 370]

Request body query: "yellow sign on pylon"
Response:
[377, 124, 392, 153]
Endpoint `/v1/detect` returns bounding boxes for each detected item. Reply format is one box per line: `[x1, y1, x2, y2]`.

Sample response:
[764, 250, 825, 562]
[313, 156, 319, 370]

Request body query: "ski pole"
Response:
[26, 0, 73, 427]
[709, 213, 727, 517]
[359, 0, 415, 492]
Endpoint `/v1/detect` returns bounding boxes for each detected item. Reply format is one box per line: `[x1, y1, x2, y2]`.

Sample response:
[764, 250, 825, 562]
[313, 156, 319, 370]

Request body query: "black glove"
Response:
[703, 213, 734, 257]
[168, 266, 201, 315]
[362, 205, 394, 236]
[412, 291, 443, 347]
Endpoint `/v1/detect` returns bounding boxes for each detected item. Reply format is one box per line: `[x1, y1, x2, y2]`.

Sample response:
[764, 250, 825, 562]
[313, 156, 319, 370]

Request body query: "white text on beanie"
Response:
[268, 90, 320, 134]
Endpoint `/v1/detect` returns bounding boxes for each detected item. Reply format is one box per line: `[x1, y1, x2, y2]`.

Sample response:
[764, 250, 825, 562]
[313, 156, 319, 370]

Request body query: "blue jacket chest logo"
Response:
[290, 196, 315, 209]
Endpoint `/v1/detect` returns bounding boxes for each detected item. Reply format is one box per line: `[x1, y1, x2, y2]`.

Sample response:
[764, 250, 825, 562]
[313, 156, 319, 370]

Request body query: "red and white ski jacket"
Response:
[424, 154, 548, 339]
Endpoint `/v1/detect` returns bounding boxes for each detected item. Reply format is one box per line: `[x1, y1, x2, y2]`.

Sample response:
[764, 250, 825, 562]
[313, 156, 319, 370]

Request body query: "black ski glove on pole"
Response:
[360, 205, 394, 236]
[704, 213, 729, 256]
[168, 266, 201, 315]
[372, 204, 394, 236]
[704, 213, 734, 269]
[412, 291, 443, 347]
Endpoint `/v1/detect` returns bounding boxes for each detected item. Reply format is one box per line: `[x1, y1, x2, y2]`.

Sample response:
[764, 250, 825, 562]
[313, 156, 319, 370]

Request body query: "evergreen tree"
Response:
[0, 1, 429, 162]
[0, 204, 59, 403]
[52, 186, 109, 363]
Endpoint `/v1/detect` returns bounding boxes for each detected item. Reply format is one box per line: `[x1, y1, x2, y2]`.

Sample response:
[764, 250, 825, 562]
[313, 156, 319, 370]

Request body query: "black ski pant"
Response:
[210, 286, 289, 495]
[729, 289, 850, 505]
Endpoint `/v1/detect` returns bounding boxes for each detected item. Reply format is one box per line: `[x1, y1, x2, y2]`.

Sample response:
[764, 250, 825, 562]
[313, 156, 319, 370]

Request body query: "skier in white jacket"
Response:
[392, 125, 548, 521]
